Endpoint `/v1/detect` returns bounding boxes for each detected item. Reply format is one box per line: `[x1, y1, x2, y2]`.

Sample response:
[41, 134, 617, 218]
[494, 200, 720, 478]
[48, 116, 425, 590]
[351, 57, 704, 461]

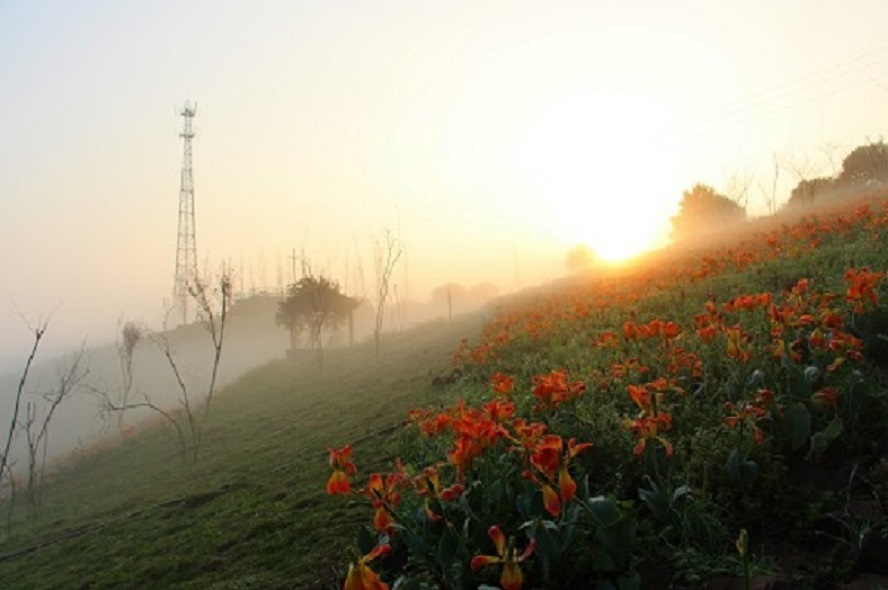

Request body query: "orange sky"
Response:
[2, 1, 888, 364]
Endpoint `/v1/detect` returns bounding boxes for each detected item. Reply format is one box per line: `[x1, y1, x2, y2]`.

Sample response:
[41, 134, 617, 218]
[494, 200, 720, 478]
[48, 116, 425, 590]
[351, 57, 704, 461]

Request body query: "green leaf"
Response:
[588, 496, 622, 527]
[436, 527, 460, 573]
[615, 573, 642, 590]
[807, 417, 844, 462]
[783, 402, 812, 451]
[638, 485, 671, 523]
[356, 524, 376, 555]
[739, 459, 759, 482]
[726, 448, 741, 480]
[671, 485, 693, 503]
[596, 518, 637, 571]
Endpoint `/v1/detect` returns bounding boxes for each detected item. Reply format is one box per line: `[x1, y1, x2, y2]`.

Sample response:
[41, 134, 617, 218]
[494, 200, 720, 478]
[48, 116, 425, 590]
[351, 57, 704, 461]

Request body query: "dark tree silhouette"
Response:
[837, 141, 888, 190]
[276, 275, 361, 368]
[786, 177, 835, 209]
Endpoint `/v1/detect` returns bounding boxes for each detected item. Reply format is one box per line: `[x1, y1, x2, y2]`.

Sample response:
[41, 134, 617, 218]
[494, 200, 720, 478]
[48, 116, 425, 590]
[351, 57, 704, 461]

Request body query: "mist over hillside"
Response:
[0, 288, 499, 472]
[0, 295, 288, 470]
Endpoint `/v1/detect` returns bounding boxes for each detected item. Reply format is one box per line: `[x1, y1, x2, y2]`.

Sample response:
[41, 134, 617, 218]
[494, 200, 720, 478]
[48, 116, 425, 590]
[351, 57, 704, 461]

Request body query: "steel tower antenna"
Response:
[173, 102, 198, 325]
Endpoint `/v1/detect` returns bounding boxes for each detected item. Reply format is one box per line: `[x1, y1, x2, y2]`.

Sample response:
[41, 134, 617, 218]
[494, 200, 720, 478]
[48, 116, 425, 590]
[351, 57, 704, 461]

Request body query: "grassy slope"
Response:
[3, 192, 887, 590]
[0, 315, 481, 590]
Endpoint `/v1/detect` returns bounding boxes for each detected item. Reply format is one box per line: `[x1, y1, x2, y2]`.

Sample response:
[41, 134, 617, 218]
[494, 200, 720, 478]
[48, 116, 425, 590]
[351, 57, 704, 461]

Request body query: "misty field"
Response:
[2, 195, 888, 589]
[0, 314, 480, 589]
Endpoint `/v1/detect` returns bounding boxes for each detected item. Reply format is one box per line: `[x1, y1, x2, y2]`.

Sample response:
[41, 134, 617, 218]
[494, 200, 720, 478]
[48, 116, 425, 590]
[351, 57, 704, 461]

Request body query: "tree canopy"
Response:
[564, 243, 598, 273]
[786, 177, 835, 209]
[670, 183, 746, 241]
[276, 275, 361, 352]
[837, 141, 888, 189]
[786, 141, 888, 209]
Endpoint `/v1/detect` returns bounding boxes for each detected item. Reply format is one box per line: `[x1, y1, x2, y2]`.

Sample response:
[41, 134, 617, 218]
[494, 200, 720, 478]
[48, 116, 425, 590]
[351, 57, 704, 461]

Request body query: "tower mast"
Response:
[173, 102, 198, 325]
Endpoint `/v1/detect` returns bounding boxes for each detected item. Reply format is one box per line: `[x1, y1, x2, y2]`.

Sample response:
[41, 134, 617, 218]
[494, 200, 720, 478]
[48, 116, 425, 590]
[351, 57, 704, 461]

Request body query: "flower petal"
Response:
[558, 467, 577, 503]
[470, 554, 501, 572]
[542, 484, 561, 518]
[326, 470, 351, 495]
[488, 525, 507, 557]
[500, 560, 525, 590]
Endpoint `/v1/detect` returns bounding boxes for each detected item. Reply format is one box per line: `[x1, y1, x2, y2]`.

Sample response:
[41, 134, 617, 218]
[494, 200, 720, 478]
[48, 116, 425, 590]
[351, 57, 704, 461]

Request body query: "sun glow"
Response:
[521, 91, 683, 263]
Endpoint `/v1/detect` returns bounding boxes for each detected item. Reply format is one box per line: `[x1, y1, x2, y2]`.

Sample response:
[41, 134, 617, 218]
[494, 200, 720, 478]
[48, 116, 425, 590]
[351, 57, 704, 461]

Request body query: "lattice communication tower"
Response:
[173, 102, 198, 325]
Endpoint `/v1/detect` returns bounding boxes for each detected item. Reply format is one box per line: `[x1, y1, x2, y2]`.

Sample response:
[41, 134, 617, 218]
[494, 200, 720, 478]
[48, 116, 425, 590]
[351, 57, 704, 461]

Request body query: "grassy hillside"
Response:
[0, 293, 290, 471]
[0, 315, 481, 589]
[2, 194, 888, 589]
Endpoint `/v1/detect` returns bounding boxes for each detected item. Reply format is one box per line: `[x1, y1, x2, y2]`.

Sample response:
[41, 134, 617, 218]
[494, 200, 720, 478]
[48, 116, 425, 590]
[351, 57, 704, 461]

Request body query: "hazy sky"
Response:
[2, 0, 888, 364]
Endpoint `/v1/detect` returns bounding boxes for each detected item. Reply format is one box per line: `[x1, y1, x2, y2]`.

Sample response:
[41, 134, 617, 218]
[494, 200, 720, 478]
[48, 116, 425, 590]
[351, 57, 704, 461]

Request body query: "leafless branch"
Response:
[1, 319, 47, 522]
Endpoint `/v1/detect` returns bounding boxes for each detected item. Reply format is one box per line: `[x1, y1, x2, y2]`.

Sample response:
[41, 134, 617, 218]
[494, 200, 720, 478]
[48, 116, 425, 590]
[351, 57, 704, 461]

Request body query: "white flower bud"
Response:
[804, 365, 820, 383]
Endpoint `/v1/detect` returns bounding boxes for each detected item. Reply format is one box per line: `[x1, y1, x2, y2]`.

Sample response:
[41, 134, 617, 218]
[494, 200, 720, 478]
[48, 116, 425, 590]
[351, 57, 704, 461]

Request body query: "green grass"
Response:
[0, 315, 481, 589]
[3, 195, 888, 589]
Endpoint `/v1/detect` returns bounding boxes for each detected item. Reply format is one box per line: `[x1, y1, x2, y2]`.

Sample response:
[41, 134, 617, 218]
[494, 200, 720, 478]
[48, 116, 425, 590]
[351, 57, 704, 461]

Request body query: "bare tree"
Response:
[154, 331, 201, 460]
[373, 229, 402, 355]
[819, 140, 843, 177]
[90, 325, 195, 461]
[189, 267, 232, 417]
[92, 271, 231, 462]
[113, 320, 143, 432]
[723, 166, 755, 210]
[23, 344, 88, 509]
[784, 152, 822, 184]
[756, 153, 781, 216]
[1, 319, 46, 533]
[353, 238, 367, 300]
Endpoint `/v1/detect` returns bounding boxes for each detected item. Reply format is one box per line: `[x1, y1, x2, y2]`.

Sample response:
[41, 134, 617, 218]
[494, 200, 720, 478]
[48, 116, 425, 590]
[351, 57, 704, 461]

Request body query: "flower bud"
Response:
[747, 369, 766, 387]
[803, 365, 820, 384]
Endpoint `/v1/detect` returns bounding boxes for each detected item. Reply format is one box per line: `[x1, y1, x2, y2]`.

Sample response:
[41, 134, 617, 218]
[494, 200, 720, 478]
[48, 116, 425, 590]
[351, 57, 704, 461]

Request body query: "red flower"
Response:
[812, 386, 840, 409]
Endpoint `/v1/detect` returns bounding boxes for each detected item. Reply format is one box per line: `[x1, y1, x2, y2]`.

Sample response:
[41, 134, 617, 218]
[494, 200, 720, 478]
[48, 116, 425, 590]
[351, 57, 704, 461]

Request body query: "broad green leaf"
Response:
[783, 402, 812, 451]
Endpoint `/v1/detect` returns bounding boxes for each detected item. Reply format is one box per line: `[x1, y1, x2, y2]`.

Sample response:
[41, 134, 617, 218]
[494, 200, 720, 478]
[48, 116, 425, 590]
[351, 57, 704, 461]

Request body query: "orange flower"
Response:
[626, 414, 673, 457]
[723, 389, 777, 445]
[531, 370, 585, 411]
[414, 465, 465, 521]
[529, 435, 562, 479]
[662, 321, 682, 340]
[446, 407, 509, 480]
[327, 445, 357, 495]
[528, 435, 592, 517]
[627, 384, 652, 412]
[623, 322, 638, 341]
[845, 267, 883, 313]
[724, 293, 772, 312]
[594, 331, 620, 349]
[483, 400, 516, 423]
[490, 372, 515, 396]
[725, 325, 752, 363]
[470, 525, 536, 590]
[507, 418, 548, 451]
[344, 544, 391, 590]
[364, 472, 404, 533]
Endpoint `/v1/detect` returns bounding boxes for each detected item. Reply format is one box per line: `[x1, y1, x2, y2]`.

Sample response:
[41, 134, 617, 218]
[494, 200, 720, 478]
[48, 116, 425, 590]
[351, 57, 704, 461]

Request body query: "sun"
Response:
[520, 90, 682, 263]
